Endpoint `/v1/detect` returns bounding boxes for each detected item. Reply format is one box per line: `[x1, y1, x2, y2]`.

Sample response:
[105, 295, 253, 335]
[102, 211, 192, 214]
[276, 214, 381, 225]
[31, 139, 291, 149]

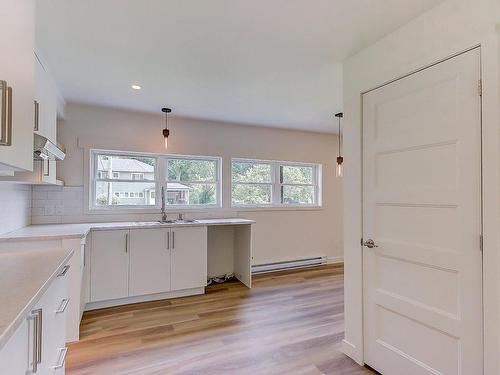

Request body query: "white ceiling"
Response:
[36, 0, 443, 133]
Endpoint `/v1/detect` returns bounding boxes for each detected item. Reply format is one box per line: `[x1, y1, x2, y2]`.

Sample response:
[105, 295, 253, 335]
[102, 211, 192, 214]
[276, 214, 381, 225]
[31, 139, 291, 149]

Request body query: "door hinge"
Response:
[480, 234, 484, 252]
[478, 79, 483, 97]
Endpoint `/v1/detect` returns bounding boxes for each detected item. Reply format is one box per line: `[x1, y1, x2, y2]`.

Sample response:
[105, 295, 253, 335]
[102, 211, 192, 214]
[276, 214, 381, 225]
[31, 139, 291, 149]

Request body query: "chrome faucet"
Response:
[161, 186, 167, 222]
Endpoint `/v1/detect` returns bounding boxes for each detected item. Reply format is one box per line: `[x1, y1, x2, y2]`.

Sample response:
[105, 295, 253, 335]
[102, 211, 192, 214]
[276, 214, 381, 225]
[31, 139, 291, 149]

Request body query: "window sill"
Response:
[231, 205, 324, 212]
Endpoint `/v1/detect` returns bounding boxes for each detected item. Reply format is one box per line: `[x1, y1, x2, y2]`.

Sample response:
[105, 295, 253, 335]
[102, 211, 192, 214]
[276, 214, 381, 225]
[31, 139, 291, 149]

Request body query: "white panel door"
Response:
[171, 226, 207, 291]
[129, 228, 171, 296]
[362, 48, 482, 374]
[91, 229, 129, 302]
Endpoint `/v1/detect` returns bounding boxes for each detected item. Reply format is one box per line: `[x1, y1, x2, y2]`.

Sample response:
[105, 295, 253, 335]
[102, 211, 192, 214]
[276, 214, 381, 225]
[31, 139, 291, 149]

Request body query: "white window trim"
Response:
[90, 149, 160, 211]
[231, 158, 322, 208]
[89, 149, 223, 211]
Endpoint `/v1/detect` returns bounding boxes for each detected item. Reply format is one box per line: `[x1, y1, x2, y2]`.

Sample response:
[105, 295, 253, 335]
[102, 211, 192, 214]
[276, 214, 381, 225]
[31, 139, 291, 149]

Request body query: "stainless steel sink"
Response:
[157, 219, 198, 224]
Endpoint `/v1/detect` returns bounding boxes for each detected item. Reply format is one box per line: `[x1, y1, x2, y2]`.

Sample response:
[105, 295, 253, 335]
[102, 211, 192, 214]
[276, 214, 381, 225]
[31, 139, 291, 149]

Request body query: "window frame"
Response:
[231, 158, 322, 208]
[165, 154, 222, 209]
[90, 150, 159, 210]
[89, 149, 222, 211]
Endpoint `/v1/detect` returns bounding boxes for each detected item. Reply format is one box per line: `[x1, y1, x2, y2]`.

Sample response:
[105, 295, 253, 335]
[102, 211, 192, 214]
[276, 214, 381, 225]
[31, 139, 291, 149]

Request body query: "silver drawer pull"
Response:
[28, 308, 42, 373]
[0, 81, 6, 145]
[53, 347, 68, 369]
[55, 298, 70, 314]
[58, 264, 70, 277]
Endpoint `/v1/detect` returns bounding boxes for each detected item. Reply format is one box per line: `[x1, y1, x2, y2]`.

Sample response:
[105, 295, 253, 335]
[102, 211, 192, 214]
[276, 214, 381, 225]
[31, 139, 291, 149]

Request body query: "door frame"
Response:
[359, 45, 484, 372]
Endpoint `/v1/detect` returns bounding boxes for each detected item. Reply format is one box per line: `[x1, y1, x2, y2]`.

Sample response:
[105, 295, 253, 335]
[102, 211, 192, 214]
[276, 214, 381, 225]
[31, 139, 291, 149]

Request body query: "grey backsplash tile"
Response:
[0, 183, 32, 235]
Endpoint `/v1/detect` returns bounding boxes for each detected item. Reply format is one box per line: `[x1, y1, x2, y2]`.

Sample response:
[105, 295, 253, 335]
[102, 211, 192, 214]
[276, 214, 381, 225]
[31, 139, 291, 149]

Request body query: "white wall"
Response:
[341, 0, 500, 372]
[0, 184, 31, 235]
[39, 102, 343, 267]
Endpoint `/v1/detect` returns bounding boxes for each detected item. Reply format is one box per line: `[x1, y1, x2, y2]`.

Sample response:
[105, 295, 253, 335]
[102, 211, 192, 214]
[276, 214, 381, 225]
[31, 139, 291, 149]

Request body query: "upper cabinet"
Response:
[0, 0, 35, 173]
[34, 53, 58, 142]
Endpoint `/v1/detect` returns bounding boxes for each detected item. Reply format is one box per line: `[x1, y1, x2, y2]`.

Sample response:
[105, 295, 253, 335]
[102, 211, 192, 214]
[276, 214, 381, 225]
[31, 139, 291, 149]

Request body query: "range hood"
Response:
[33, 133, 66, 161]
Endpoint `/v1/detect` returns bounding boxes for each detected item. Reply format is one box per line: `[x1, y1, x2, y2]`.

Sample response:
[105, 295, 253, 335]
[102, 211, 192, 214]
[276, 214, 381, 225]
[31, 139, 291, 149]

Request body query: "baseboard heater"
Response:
[252, 256, 327, 275]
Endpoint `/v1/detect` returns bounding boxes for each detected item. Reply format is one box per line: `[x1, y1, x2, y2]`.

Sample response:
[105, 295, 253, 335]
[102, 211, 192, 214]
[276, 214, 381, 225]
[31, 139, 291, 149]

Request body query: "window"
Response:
[280, 164, 317, 205]
[131, 173, 144, 180]
[90, 150, 221, 209]
[91, 151, 157, 208]
[166, 156, 221, 206]
[231, 159, 321, 207]
[231, 161, 273, 206]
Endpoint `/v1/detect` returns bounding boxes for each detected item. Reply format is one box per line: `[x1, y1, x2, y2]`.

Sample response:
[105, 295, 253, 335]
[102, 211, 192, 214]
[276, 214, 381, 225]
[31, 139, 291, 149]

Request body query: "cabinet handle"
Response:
[53, 347, 68, 369]
[55, 298, 70, 314]
[125, 233, 129, 253]
[172, 231, 175, 249]
[29, 308, 43, 373]
[58, 264, 70, 277]
[5, 86, 12, 146]
[0, 81, 6, 145]
[42, 159, 50, 177]
[34, 100, 39, 131]
[166, 231, 170, 250]
[0, 81, 11, 146]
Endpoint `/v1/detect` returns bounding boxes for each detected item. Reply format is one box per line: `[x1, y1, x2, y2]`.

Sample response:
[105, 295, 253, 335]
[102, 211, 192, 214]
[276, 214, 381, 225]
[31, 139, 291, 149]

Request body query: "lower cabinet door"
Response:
[171, 227, 208, 291]
[91, 230, 130, 302]
[0, 319, 29, 375]
[129, 228, 171, 297]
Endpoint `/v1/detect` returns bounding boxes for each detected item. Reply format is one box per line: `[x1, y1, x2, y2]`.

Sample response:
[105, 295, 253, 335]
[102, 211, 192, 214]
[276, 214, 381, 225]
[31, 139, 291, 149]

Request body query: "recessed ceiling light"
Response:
[131, 84, 142, 90]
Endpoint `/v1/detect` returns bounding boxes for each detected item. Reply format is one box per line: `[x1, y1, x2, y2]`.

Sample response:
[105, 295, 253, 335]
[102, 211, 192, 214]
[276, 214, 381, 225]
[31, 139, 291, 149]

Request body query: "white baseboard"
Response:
[327, 256, 344, 265]
[85, 287, 205, 311]
[252, 256, 327, 274]
[341, 339, 364, 366]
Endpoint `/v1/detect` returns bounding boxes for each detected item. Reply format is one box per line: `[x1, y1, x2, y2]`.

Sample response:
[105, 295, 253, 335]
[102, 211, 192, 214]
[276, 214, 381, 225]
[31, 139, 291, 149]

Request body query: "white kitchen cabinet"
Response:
[88, 226, 208, 307]
[91, 229, 129, 302]
[129, 228, 171, 297]
[0, 319, 29, 375]
[0, 54, 63, 184]
[39, 268, 68, 374]
[34, 54, 57, 143]
[0, 262, 69, 375]
[62, 239, 83, 343]
[0, 0, 35, 172]
[170, 227, 207, 291]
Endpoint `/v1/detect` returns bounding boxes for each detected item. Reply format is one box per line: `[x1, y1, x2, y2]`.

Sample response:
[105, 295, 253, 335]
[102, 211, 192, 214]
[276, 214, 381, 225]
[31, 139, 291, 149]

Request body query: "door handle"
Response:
[362, 239, 379, 249]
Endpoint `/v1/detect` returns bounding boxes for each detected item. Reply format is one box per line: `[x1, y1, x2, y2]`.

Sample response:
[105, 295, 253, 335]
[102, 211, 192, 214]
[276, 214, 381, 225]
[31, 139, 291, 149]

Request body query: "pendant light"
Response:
[162, 107, 172, 151]
[335, 112, 344, 178]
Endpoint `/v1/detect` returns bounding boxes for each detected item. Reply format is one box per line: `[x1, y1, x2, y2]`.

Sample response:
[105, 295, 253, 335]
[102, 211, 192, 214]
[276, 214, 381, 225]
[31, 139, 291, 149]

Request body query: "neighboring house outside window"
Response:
[91, 151, 221, 209]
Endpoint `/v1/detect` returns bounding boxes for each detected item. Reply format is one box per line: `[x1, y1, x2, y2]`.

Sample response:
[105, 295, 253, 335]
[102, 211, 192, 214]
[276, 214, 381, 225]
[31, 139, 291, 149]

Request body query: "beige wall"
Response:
[341, 0, 500, 370]
[55, 102, 343, 266]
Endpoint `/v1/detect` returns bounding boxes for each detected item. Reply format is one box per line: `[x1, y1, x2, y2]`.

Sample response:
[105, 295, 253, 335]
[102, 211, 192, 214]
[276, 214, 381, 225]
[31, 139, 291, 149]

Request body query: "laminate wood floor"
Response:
[67, 264, 375, 375]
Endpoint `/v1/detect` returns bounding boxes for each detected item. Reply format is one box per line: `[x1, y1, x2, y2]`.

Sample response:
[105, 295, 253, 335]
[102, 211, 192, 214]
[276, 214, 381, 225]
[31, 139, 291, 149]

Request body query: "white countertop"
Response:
[0, 218, 255, 242]
[0, 247, 74, 350]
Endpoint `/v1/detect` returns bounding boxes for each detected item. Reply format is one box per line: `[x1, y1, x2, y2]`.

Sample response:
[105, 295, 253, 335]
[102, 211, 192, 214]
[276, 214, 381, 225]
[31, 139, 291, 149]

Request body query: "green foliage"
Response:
[231, 162, 314, 205]
[189, 184, 216, 205]
[168, 159, 216, 182]
[96, 194, 119, 205]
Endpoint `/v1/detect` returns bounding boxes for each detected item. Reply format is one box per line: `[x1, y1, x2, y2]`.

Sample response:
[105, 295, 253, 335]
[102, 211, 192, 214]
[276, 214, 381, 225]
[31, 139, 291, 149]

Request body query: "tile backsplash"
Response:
[31, 185, 84, 224]
[31, 185, 235, 224]
[0, 184, 31, 235]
